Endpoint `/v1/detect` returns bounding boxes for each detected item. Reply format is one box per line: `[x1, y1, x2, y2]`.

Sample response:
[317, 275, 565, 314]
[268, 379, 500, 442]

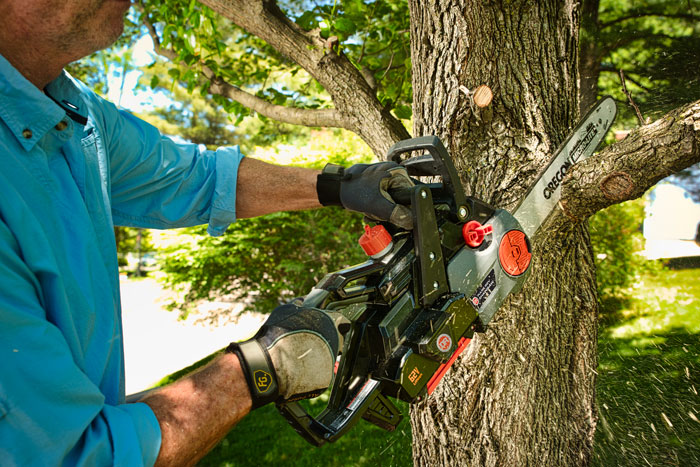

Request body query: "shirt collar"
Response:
[0, 53, 88, 151]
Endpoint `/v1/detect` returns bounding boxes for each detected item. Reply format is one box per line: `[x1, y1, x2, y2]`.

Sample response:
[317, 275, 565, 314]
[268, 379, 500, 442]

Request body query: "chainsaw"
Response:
[276, 97, 617, 446]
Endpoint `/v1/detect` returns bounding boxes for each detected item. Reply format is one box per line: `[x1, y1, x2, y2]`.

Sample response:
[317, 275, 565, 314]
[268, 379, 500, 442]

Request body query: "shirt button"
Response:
[22, 129, 33, 139]
[55, 120, 68, 131]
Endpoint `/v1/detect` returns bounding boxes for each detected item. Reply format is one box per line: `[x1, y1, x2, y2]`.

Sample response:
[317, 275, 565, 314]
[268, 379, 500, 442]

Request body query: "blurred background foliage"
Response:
[588, 198, 664, 323]
[157, 129, 374, 317]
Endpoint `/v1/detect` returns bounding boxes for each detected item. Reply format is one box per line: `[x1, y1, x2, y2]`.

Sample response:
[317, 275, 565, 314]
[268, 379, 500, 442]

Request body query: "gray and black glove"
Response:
[227, 303, 348, 409]
[317, 162, 414, 230]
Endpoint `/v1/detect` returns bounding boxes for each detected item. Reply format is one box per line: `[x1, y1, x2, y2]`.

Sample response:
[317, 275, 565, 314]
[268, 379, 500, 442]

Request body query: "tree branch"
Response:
[142, 13, 349, 129]
[560, 100, 700, 220]
[600, 32, 681, 57]
[200, 69, 348, 128]
[197, 0, 410, 155]
[619, 69, 646, 125]
[599, 66, 653, 93]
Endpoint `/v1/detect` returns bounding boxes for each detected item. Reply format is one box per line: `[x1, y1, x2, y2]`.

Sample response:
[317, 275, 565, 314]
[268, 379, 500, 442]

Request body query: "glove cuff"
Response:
[316, 163, 345, 206]
[226, 340, 279, 409]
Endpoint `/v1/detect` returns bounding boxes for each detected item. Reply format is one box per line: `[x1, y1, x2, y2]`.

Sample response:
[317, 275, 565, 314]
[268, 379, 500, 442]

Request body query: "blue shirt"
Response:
[0, 53, 244, 465]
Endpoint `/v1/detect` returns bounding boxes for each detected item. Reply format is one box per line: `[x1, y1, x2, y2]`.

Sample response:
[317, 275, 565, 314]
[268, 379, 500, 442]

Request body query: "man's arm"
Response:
[103, 101, 411, 232]
[140, 301, 345, 466]
[234, 157, 415, 229]
[234, 157, 321, 218]
[140, 353, 252, 466]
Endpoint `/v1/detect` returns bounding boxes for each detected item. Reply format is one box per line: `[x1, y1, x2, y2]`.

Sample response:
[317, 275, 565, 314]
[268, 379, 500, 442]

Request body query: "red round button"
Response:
[498, 230, 531, 276]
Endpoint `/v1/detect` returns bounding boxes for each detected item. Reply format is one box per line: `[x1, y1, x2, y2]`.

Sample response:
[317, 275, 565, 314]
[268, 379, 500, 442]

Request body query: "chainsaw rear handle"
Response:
[387, 136, 468, 220]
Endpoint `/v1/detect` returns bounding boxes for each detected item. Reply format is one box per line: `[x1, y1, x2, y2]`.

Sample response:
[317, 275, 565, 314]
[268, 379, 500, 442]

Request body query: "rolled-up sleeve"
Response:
[0, 219, 161, 466]
[100, 105, 243, 236]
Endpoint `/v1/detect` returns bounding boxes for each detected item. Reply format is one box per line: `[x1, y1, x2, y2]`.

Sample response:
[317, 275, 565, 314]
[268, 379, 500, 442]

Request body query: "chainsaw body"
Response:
[277, 136, 532, 445]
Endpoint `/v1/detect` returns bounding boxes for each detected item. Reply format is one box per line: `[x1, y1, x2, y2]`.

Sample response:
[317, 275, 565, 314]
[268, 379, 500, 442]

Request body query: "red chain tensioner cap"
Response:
[359, 224, 393, 258]
[499, 230, 531, 276]
[462, 221, 493, 248]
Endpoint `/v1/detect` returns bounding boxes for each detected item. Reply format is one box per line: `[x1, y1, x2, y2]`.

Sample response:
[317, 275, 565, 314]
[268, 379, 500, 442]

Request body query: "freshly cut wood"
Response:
[472, 85, 493, 108]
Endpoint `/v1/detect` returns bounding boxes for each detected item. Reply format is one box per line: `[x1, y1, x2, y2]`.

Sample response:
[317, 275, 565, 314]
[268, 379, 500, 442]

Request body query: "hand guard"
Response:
[227, 303, 346, 409]
[317, 162, 414, 230]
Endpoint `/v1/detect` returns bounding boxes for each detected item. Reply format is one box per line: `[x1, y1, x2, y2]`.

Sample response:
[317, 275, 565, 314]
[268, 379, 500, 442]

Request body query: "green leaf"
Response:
[150, 74, 160, 89]
[199, 80, 211, 97]
[182, 53, 196, 65]
[393, 105, 412, 120]
[296, 11, 318, 30]
[334, 17, 357, 36]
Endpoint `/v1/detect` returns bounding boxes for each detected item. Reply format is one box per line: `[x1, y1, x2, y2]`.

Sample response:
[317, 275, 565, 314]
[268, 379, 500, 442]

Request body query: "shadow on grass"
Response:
[664, 256, 700, 270]
[598, 295, 633, 327]
[594, 328, 700, 466]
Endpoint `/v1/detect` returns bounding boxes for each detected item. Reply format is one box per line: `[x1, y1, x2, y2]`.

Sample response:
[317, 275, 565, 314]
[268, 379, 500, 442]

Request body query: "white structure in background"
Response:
[643, 183, 700, 259]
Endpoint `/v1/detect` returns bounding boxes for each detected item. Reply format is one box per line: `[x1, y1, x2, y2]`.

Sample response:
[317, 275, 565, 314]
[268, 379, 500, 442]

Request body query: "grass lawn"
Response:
[593, 268, 700, 466]
[160, 268, 699, 465]
[198, 400, 412, 467]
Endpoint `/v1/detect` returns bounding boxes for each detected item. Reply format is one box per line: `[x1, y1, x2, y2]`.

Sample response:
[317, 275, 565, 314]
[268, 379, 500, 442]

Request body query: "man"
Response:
[0, 1, 412, 465]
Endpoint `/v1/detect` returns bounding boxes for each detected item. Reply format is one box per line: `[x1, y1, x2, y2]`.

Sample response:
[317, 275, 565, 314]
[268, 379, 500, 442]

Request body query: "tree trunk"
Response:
[408, 2, 599, 465]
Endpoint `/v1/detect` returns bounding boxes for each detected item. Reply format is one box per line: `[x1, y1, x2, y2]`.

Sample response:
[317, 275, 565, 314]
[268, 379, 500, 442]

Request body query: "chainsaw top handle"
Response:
[387, 136, 468, 222]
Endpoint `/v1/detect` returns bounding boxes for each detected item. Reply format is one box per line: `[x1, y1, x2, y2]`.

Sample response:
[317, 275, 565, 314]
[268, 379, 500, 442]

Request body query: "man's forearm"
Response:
[141, 352, 252, 466]
[235, 157, 321, 218]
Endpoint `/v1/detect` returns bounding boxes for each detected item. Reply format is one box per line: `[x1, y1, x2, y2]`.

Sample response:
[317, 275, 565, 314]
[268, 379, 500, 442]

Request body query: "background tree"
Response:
[137, 58, 322, 152]
[579, 0, 700, 320]
[114, 0, 699, 463]
[580, 0, 700, 119]
[113, 226, 154, 273]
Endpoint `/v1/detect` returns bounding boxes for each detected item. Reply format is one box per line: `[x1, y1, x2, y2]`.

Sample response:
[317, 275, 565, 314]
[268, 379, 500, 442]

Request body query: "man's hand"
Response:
[228, 303, 348, 408]
[317, 162, 414, 230]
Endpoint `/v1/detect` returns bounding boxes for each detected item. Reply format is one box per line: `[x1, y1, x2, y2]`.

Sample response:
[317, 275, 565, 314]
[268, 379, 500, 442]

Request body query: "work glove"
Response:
[228, 303, 349, 408]
[316, 161, 414, 230]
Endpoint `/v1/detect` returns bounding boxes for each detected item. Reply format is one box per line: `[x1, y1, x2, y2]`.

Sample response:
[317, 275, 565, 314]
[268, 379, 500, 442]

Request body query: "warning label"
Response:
[470, 269, 496, 311]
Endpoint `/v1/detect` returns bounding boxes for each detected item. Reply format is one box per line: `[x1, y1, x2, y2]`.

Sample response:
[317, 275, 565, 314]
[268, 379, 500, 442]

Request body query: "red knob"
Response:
[462, 221, 493, 248]
[359, 225, 393, 257]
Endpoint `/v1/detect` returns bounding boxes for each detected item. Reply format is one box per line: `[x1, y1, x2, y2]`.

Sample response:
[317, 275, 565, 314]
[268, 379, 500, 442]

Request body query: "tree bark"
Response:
[408, 1, 599, 465]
